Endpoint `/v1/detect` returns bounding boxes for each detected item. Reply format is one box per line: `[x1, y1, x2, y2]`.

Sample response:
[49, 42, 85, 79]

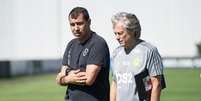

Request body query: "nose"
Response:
[74, 24, 79, 31]
[116, 34, 120, 40]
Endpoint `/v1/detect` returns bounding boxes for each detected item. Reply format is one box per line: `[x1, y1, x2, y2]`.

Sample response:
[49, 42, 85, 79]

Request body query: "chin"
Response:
[119, 43, 125, 47]
[74, 35, 82, 39]
[74, 34, 80, 37]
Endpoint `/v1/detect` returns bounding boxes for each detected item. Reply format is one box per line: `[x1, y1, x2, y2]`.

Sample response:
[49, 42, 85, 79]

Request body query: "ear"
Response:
[134, 31, 138, 37]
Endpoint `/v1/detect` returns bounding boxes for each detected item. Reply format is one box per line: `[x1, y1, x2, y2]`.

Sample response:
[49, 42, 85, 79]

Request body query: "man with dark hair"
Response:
[56, 7, 110, 101]
[110, 12, 166, 101]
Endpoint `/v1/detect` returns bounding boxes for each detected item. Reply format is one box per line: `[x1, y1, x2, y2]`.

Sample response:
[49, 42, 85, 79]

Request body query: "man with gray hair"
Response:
[110, 12, 166, 101]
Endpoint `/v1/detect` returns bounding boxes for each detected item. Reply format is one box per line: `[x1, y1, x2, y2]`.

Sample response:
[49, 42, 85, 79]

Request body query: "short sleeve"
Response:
[87, 41, 109, 67]
[62, 40, 73, 65]
[147, 47, 164, 76]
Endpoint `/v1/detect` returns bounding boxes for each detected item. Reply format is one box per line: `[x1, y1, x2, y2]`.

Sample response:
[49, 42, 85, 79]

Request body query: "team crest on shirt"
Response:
[132, 57, 142, 68]
[82, 48, 89, 56]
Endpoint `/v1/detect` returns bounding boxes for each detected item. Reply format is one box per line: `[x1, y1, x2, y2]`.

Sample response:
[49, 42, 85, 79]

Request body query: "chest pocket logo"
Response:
[132, 57, 142, 68]
[82, 48, 89, 56]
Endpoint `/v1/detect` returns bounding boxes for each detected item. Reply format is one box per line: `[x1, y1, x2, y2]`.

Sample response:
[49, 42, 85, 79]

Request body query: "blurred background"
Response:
[0, 0, 201, 101]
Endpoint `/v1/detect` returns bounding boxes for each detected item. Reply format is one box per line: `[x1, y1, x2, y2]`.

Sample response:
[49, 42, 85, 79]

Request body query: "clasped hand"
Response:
[56, 66, 87, 86]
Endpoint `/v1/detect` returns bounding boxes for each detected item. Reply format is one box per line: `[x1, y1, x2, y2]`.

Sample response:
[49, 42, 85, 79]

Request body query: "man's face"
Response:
[113, 22, 134, 48]
[69, 13, 90, 41]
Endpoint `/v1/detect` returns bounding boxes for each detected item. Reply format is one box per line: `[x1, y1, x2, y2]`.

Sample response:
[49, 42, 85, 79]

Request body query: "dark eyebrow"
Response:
[70, 23, 75, 26]
[114, 31, 123, 35]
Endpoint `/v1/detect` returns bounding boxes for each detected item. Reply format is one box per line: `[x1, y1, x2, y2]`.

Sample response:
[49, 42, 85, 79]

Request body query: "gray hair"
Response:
[111, 12, 141, 39]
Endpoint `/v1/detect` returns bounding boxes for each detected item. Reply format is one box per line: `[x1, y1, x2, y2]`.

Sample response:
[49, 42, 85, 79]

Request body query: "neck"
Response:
[126, 39, 140, 48]
[124, 39, 140, 54]
[79, 30, 92, 43]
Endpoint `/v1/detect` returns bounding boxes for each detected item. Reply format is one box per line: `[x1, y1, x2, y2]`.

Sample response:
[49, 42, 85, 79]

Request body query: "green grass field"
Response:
[0, 68, 201, 101]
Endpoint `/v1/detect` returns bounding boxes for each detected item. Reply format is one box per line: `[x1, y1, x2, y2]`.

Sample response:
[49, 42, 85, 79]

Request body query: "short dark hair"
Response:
[68, 7, 90, 21]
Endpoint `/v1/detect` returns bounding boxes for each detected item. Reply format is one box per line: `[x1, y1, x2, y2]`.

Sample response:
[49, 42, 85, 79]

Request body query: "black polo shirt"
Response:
[62, 32, 110, 101]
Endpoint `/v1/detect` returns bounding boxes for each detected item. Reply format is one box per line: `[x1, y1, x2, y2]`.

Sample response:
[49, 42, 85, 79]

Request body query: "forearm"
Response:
[60, 75, 72, 85]
[60, 69, 87, 85]
[56, 65, 71, 86]
[59, 64, 100, 86]
[110, 81, 117, 101]
[84, 64, 100, 86]
[150, 87, 161, 101]
[150, 76, 161, 101]
[56, 65, 76, 86]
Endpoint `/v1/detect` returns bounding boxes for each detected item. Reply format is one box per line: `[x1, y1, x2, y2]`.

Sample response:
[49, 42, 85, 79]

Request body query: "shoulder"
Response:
[138, 41, 158, 54]
[65, 39, 76, 47]
[112, 46, 123, 57]
[113, 46, 123, 53]
[64, 39, 77, 52]
[69, 39, 77, 45]
[90, 33, 108, 47]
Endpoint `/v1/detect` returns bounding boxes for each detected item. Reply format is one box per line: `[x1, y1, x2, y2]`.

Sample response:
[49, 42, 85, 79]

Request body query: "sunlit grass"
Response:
[0, 68, 201, 101]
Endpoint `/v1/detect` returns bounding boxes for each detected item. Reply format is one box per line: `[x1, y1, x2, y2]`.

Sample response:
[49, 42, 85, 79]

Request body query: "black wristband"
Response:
[65, 67, 73, 76]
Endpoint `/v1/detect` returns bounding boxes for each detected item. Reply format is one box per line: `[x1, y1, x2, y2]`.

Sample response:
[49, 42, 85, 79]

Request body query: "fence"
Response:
[163, 57, 201, 68]
[1, 57, 201, 78]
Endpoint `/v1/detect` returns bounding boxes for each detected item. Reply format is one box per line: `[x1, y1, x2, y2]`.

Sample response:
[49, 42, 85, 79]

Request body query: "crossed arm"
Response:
[56, 64, 100, 86]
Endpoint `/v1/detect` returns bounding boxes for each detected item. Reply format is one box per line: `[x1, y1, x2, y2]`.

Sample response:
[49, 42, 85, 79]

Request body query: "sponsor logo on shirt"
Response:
[132, 57, 141, 68]
[116, 72, 133, 88]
